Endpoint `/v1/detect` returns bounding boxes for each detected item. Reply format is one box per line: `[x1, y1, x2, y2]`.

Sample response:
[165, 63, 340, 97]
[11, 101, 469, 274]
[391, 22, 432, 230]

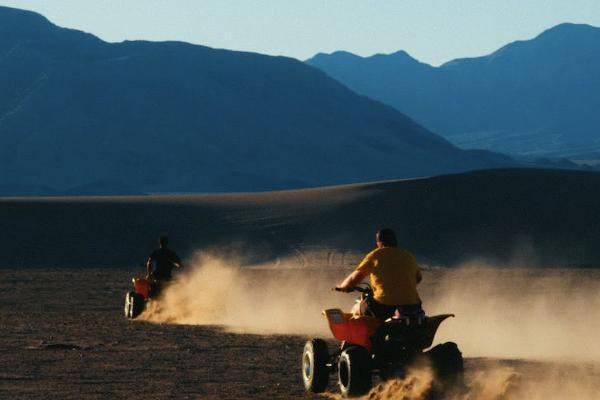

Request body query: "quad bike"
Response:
[124, 277, 151, 319]
[302, 283, 463, 397]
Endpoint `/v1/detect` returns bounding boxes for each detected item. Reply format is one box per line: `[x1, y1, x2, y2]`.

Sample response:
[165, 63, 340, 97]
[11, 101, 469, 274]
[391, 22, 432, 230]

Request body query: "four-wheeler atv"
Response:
[302, 283, 463, 397]
[124, 277, 151, 319]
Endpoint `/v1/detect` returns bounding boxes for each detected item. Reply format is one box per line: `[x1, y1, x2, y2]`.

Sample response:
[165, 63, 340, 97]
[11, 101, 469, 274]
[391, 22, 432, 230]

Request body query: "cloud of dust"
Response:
[140, 252, 600, 400]
[459, 366, 519, 400]
[511, 363, 600, 400]
[408, 262, 600, 400]
[460, 364, 597, 400]
[146, 254, 600, 361]
[140, 251, 351, 335]
[424, 263, 600, 361]
[365, 362, 600, 400]
[367, 364, 434, 400]
[359, 363, 517, 400]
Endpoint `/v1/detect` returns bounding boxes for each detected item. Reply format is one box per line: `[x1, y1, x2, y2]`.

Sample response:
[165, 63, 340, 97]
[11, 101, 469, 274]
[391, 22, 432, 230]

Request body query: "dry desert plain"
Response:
[2, 168, 600, 399]
[3, 266, 600, 399]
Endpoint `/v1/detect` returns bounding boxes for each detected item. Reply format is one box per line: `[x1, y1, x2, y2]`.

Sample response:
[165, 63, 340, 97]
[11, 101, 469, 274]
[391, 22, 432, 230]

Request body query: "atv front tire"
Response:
[302, 339, 330, 393]
[124, 291, 145, 319]
[338, 346, 372, 397]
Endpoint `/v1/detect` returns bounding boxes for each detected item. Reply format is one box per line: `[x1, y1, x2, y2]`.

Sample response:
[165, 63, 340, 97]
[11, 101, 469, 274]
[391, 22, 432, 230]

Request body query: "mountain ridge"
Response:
[307, 23, 600, 160]
[0, 6, 515, 195]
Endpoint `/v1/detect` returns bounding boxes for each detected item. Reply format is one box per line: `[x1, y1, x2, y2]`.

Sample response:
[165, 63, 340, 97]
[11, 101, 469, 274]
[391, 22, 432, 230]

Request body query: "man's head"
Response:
[159, 235, 169, 248]
[376, 228, 397, 248]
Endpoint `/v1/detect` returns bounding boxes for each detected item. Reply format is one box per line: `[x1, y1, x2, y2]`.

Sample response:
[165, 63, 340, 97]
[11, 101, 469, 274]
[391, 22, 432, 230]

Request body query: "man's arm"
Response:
[174, 253, 182, 269]
[336, 252, 374, 292]
[146, 256, 153, 278]
[336, 269, 368, 292]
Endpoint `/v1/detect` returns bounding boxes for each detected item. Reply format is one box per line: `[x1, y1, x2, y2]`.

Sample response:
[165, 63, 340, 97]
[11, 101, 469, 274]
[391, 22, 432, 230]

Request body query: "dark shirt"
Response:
[148, 247, 181, 280]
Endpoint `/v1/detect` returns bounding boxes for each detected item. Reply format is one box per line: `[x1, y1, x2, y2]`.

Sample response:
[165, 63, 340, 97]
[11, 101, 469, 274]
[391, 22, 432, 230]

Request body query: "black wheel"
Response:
[302, 339, 330, 393]
[427, 342, 464, 382]
[338, 346, 372, 397]
[124, 291, 145, 319]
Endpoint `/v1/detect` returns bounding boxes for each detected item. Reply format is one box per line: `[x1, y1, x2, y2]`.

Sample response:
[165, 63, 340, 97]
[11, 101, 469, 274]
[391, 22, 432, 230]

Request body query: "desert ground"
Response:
[1, 267, 319, 400]
[2, 168, 600, 399]
[3, 265, 600, 399]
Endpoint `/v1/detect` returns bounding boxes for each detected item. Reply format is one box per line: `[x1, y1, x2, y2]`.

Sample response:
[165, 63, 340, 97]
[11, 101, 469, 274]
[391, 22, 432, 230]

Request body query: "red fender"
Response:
[323, 309, 382, 350]
[133, 277, 150, 300]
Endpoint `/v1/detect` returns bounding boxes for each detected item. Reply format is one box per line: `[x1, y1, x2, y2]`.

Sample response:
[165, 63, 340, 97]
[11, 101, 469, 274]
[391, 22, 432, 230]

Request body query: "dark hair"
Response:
[159, 236, 169, 247]
[376, 228, 397, 247]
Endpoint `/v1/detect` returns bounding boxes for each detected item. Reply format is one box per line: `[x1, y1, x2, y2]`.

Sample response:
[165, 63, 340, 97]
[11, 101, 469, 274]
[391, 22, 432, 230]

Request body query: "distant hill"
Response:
[2, 168, 599, 268]
[0, 6, 516, 196]
[307, 23, 600, 161]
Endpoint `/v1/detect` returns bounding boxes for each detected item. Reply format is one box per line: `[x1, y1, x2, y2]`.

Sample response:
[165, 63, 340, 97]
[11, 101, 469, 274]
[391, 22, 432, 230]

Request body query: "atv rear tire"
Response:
[302, 339, 330, 393]
[338, 346, 372, 397]
[427, 342, 464, 383]
[124, 291, 145, 319]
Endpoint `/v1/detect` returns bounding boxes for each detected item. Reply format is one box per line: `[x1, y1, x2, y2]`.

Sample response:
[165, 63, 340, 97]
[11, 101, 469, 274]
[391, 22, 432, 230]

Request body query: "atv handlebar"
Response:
[333, 285, 371, 294]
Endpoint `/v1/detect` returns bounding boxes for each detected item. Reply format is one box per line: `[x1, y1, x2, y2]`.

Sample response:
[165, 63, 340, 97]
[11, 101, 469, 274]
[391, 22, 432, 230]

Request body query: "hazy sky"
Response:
[2, 0, 600, 65]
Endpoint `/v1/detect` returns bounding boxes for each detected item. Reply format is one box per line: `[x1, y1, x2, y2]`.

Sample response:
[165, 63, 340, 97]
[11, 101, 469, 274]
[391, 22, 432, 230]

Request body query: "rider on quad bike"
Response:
[124, 236, 183, 319]
[146, 235, 183, 297]
[336, 228, 423, 320]
[302, 229, 463, 397]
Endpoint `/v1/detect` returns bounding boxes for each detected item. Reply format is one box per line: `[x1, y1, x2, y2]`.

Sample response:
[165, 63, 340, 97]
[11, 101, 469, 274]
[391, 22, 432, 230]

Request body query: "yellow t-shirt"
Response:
[355, 246, 421, 306]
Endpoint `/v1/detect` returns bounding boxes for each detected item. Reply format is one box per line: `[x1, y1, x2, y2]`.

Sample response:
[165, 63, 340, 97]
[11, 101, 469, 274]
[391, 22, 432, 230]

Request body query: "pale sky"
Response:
[2, 0, 600, 65]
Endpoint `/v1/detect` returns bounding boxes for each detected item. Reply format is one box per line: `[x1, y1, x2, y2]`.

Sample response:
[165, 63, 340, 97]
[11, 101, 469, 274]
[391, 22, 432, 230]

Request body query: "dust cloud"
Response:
[365, 262, 600, 400]
[143, 253, 600, 362]
[364, 361, 600, 400]
[141, 252, 600, 399]
[425, 264, 600, 361]
[367, 365, 434, 400]
[140, 251, 352, 335]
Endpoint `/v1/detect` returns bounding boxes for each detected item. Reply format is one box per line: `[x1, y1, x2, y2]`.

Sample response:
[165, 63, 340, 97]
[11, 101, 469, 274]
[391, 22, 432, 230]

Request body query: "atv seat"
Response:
[386, 315, 427, 326]
[374, 314, 455, 351]
[385, 307, 426, 325]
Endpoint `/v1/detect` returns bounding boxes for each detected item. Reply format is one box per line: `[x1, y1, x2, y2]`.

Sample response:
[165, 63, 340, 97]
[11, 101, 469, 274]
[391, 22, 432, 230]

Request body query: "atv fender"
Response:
[132, 277, 151, 300]
[424, 314, 454, 348]
[323, 309, 381, 350]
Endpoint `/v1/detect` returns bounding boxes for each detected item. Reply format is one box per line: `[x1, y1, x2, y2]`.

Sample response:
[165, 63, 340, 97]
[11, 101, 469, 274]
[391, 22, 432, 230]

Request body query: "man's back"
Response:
[356, 247, 421, 306]
[149, 247, 181, 280]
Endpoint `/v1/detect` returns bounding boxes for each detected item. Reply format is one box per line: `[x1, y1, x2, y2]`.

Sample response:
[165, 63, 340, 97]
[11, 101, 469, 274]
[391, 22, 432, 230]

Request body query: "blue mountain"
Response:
[0, 6, 521, 195]
[307, 24, 600, 161]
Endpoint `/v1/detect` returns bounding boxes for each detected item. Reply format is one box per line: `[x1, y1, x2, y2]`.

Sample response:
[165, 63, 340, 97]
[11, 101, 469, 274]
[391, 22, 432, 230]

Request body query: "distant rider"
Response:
[336, 228, 423, 320]
[146, 235, 182, 297]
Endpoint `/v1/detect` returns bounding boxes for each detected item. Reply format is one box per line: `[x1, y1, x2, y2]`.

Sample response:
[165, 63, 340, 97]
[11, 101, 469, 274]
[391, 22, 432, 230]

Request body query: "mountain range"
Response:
[307, 23, 600, 161]
[0, 6, 514, 196]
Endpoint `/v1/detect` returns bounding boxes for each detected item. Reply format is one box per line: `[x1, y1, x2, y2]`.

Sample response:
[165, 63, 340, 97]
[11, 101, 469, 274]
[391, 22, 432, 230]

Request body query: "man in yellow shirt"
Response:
[336, 228, 423, 320]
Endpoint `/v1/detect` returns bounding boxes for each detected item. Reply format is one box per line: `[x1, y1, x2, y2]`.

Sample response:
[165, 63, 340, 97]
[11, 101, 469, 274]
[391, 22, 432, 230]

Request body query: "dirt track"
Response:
[1, 268, 322, 399]
[3, 267, 600, 399]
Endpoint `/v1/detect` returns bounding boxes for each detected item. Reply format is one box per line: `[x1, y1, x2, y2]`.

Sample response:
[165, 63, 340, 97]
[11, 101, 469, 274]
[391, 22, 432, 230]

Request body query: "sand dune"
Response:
[1, 168, 599, 269]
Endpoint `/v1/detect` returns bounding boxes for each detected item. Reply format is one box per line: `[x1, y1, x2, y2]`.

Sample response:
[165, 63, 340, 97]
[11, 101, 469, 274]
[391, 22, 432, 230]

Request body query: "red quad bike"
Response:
[124, 277, 151, 319]
[302, 283, 463, 397]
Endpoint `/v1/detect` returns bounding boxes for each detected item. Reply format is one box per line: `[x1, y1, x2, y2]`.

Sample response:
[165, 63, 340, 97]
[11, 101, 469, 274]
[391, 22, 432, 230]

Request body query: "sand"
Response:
[0, 267, 320, 399]
[1, 168, 600, 269]
[3, 266, 600, 399]
[3, 168, 600, 398]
